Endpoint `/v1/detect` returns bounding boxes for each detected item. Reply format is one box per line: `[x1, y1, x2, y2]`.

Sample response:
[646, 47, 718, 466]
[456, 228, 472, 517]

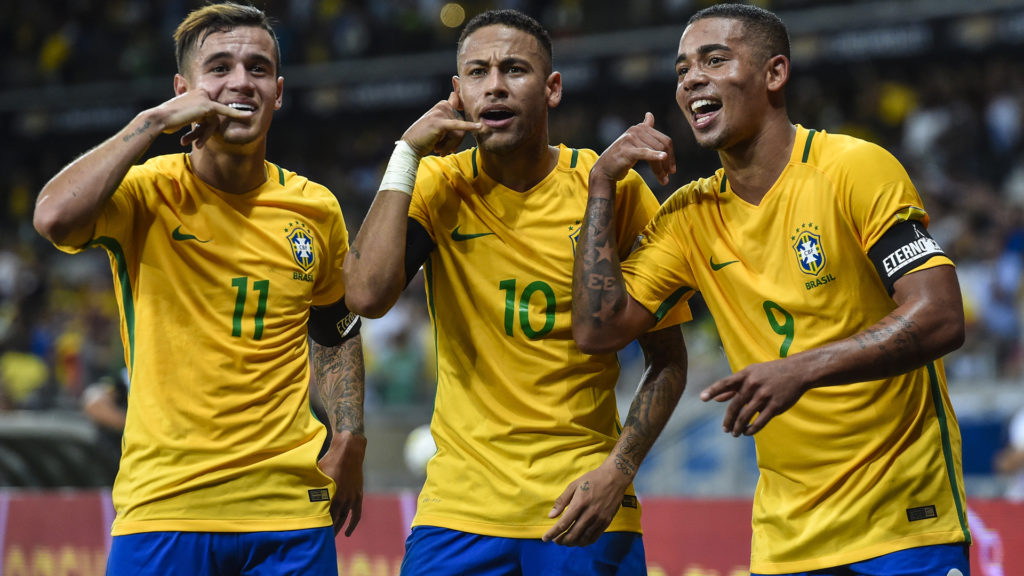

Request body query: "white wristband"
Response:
[379, 140, 420, 196]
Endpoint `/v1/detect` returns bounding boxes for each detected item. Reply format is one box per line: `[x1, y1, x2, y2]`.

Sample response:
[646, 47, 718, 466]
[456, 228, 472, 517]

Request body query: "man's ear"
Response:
[546, 71, 563, 109]
[173, 73, 189, 96]
[765, 54, 789, 93]
[451, 75, 464, 113]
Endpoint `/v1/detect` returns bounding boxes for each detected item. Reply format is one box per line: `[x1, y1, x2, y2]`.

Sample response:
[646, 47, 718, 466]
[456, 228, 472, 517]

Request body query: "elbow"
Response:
[343, 288, 391, 319]
[572, 322, 624, 356]
[941, 315, 966, 356]
[33, 202, 65, 244]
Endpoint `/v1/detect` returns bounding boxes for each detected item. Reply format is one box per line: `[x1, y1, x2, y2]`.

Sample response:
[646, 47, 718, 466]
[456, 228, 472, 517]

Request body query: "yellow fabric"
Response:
[55, 153, 349, 534]
[407, 145, 690, 538]
[622, 126, 969, 572]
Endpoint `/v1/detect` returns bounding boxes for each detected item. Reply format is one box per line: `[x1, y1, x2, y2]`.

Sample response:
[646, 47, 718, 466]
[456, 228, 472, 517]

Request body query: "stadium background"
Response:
[3, 0, 1024, 573]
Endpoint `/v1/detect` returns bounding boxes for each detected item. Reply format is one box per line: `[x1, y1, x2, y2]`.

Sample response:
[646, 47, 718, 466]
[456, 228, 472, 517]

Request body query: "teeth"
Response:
[691, 99, 715, 113]
[229, 103, 255, 111]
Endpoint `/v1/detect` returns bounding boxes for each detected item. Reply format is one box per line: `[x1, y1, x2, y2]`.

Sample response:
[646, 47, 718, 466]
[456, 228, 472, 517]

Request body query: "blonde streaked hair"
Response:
[173, 2, 281, 75]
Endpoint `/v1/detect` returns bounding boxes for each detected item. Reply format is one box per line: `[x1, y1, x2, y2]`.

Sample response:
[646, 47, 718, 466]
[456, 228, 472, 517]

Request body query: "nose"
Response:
[682, 66, 707, 93]
[226, 64, 255, 92]
[484, 67, 508, 97]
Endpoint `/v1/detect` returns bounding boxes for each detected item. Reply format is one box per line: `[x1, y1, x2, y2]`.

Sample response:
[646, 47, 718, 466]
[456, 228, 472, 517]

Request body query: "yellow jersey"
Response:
[407, 144, 690, 538]
[622, 126, 970, 572]
[55, 153, 349, 535]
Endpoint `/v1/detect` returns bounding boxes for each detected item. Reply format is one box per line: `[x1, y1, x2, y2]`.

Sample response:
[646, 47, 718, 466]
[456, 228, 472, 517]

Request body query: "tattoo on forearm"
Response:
[312, 337, 366, 435]
[614, 330, 687, 478]
[122, 120, 152, 143]
[852, 313, 920, 363]
[576, 197, 627, 327]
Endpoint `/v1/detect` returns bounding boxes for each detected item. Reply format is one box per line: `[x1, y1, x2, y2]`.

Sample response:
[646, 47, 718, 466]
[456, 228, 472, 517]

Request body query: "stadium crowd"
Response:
[3, 0, 1024, 488]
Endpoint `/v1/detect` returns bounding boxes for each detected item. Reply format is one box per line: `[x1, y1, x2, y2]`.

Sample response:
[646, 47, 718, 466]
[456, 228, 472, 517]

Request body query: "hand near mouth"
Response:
[150, 88, 255, 148]
[402, 92, 482, 157]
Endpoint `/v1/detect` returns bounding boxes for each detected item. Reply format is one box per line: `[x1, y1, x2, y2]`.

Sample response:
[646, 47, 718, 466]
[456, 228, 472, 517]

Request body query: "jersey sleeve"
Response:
[52, 165, 147, 254]
[620, 184, 696, 325]
[312, 190, 349, 307]
[408, 156, 445, 242]
[843, 140, 953, 275]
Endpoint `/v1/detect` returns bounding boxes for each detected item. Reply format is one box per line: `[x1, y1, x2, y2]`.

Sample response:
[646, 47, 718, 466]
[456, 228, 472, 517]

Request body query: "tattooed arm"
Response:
[543, 325, 687, 547]
[34, 88, 249, 247]
[311, 335, 367, 536]
[702, 264, 964, 437]
[571, 113, 674, 354]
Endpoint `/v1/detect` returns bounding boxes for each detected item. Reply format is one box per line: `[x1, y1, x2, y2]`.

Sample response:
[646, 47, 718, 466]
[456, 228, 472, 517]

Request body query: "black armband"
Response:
[309, 297, 361, 346]
[405, 218, 435, 287]
[867, 219, 946, 295]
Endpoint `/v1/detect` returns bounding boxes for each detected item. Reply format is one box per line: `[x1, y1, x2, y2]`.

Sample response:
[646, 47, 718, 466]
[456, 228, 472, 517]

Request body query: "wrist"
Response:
[379, 140, 421, 196]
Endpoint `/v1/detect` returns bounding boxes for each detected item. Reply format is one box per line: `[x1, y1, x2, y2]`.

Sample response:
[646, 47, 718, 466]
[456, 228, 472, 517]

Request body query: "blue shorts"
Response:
[105, 527, 337, 576]
[751, 543, 970, 576]
[399, 525, 646, 576]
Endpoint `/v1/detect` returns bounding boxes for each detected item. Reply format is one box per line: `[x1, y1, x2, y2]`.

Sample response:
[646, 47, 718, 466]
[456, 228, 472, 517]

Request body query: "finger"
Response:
[701, 376, 738, 402]
[548, 485, 575, 519]
[332, 501, 349, 535]
[744, 402, 777, 436]
[643, 111, 655, 128]
[208, 101, 253, 120]
[542, 500, 581, 542]
[344, 498, 363, 537]
[722, 393, 748, 435]
[730, 399, 758, 437]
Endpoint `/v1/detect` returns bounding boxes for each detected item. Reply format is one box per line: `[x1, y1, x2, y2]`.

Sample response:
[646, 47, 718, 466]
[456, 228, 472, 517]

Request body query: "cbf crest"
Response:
[286, 221, 315, 272]
[792, 223, 826, 275]
[569, 219, 582, 255]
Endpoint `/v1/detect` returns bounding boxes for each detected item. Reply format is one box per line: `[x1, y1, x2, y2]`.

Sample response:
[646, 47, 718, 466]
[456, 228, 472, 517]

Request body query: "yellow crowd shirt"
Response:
[55, 153, 348, 535]
[622, 126, 970, 573]
[407, 145, 690, 538]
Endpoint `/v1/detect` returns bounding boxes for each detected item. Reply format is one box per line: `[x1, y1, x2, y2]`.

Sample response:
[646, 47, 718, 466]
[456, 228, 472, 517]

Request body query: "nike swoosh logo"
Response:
[709, 256, 739, 271]
[451, 225, 495, 241]
[172, 225, 209, 243]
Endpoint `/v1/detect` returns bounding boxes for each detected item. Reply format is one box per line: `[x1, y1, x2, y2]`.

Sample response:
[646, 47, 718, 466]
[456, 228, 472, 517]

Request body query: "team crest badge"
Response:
[569, 220, 582, 255]
[792, 224, 826, 276]
[286, 221, 315, 271]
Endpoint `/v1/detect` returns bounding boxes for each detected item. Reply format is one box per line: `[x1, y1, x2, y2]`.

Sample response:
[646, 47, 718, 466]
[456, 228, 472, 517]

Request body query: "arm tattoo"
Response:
[122, 120, 152, 143]
[575, 196, 627, 327]
[852, 313, 921, 364]
[311, 336, 366, 435]
[613, 328, 687, 478]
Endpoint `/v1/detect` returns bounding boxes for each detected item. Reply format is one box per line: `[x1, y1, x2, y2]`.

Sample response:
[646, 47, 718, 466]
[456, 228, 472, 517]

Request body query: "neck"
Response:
[188, 144, 268, 194]
[479, 140, 560, 193]
[719, 118, 796, 206]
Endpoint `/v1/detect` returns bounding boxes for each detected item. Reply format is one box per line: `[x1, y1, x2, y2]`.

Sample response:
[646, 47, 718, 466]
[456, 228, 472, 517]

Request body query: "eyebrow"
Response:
[201, 51, 275, 69]
[675, 43, 731, 65]
[462, 56, 532, 70]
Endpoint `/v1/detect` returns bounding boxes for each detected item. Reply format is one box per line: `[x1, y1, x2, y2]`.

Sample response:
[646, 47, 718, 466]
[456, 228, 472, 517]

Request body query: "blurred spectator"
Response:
[995, 405, 1024, 501]
[81, 368, 128, 481]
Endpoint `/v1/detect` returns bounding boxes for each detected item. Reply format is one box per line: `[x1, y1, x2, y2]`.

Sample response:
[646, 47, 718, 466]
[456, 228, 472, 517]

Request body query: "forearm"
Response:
[34, 109, 163, 246]
[606, 327, 687, 481]
[788, 267, 964, 388]
[343, 191, 414, 318]
[311, 336, 366, 436]
[572, 175, 650, 353]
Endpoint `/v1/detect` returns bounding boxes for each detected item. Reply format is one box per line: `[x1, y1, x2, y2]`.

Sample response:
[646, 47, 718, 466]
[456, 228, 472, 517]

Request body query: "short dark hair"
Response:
[688, 3, 790, 62]
[173, 2, 281, 76]
[457, 9, 553, 74]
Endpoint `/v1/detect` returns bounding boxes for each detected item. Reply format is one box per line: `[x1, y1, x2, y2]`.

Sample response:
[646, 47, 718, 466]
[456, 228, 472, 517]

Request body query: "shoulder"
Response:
[416, 147, 479, 200]
[662, 171, 723, 213]
[269, 161, 340, 206]
[802, 127, 905, 175]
